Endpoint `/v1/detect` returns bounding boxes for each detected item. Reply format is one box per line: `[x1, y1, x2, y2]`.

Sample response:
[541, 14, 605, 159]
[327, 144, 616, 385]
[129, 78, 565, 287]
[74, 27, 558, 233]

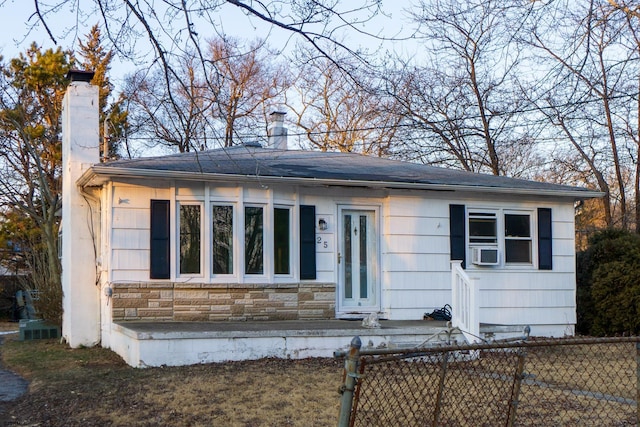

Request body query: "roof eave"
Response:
[77, 166, 604, 200]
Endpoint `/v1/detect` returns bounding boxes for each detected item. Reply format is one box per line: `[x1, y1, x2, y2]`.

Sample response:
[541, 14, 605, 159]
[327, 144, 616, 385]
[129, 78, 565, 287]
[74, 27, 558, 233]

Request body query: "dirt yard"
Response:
[0, 322, 344, 426]
[3, 322, 636, 426]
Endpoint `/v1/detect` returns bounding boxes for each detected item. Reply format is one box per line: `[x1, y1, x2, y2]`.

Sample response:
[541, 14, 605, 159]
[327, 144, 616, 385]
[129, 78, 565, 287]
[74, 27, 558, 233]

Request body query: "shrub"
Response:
[576, 229, 640, 336]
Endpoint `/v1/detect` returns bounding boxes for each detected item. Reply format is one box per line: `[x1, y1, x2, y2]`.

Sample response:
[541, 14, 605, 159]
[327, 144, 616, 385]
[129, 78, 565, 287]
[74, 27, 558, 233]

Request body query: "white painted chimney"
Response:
[61, 70, 101, 348]
[267, 111, 288, 149]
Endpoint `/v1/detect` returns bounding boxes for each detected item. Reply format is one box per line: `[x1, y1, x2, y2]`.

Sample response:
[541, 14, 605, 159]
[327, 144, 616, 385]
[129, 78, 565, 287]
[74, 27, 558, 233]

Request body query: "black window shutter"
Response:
[538, 208, 553, 270]
[150, 200, 170, 279]
[299, 205, 316, 280]
[449, 204, 466, 268]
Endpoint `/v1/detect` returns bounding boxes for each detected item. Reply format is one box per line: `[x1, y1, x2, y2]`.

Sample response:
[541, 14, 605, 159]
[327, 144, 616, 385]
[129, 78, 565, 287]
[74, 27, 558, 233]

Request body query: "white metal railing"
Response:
[451, 261, 480, 344]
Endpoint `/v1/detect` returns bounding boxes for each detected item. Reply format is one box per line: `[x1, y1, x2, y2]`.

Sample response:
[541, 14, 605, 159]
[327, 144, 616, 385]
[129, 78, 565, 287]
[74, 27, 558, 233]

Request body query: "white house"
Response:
[61, 72, 601, 366]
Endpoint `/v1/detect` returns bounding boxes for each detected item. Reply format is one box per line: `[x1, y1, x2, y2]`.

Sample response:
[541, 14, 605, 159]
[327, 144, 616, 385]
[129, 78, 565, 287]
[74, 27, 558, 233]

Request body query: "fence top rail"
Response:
[333, 335, 640, 359]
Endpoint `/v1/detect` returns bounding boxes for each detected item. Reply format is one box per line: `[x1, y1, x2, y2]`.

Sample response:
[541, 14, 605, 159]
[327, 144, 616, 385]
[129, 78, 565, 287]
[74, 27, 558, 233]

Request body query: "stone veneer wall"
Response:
[111, 282, 336, 321]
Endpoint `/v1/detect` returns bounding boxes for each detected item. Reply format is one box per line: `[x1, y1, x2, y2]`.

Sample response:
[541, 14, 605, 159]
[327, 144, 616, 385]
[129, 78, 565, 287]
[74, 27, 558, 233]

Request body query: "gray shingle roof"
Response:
[84, 146, 600, 198]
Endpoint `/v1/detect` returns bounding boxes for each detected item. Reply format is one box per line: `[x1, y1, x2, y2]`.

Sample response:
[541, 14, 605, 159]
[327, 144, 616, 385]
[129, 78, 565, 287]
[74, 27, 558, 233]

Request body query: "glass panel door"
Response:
[339, 209, 377, 310]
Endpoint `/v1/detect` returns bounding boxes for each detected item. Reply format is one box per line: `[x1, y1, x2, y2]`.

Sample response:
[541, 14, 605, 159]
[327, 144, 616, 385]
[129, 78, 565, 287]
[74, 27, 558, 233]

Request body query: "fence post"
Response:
[506, 347, 527, 427]
[432, 350, 450, 427]
[337, 336, 362, 427]
[636, 342, 640, 425]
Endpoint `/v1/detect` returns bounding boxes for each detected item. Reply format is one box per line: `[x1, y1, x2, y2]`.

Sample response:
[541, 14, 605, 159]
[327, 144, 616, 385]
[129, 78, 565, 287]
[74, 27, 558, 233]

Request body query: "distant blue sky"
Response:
[0, 1, 417, 79]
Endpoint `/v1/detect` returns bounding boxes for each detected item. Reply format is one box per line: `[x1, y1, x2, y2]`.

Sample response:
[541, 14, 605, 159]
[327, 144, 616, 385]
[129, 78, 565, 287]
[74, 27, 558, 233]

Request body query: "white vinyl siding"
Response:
[106, 180, 578, 336]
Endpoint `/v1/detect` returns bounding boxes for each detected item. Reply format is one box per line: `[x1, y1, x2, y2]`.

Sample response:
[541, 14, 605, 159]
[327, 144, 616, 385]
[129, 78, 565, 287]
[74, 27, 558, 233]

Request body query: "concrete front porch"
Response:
[107, 320, 452, 367]
[106, 320, 528, 367]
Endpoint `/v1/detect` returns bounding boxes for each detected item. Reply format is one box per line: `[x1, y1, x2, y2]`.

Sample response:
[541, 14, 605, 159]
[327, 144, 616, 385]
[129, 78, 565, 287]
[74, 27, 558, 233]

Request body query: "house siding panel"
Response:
[111, 270, 151, 282]
[112, 208, 149, 229]
[113, 184, 170, 207]
[386, 289, 452, 320]
[113, 249, 149, 270]
[552, 255, 575, 272]
[479, 307, 576, 325]
[315, 252, 335, 273]
[480, 289, 575, 308]
[112, 229, 149, 250]
[104, 181, 580, 333]
[479, 271, 576, 290]
[380, 195, 578, 331]
[384, 235, 450, 254]
[383, 271, 452, 290]
[384, 197, 450, 319]
[385, 216, 448, 236]
[383, 253, 451, 273]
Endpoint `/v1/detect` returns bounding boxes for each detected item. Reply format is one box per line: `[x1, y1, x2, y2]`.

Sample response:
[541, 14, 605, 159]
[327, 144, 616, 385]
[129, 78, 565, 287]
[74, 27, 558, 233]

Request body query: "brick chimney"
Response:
[61, 70, 101, 348]
[267, 111, 288, 149]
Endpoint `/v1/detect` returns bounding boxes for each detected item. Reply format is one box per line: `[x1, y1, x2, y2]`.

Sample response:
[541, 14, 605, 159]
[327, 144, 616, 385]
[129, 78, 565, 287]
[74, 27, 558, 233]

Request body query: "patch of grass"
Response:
[0, 329, 343, 426]
[2, 324, 637, 426]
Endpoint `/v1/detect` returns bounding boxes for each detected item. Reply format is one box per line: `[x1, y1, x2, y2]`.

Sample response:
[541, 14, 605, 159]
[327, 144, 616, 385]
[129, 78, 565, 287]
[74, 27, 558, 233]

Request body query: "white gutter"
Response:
[77, 165, 604, 199]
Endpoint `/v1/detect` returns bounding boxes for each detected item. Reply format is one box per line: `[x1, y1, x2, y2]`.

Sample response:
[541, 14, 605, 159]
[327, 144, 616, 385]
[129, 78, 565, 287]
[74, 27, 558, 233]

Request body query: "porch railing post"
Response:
[450, 261, 480, 344]
[337, 336, 362, 427]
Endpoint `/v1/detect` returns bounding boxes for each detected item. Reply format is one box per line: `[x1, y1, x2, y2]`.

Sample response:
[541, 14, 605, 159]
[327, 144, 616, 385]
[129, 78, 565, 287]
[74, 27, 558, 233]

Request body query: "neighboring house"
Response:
[61, 73, 601, 365]
[0, 265, 21, 319]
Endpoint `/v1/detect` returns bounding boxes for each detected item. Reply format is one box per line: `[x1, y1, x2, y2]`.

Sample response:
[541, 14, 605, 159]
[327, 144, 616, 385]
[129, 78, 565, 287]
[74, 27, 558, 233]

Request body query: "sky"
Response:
[0, 1, 417, 89]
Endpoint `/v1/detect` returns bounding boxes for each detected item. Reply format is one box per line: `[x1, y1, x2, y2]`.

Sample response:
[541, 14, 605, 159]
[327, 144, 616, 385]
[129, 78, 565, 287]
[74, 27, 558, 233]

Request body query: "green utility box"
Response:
[19, 319, 60, 341]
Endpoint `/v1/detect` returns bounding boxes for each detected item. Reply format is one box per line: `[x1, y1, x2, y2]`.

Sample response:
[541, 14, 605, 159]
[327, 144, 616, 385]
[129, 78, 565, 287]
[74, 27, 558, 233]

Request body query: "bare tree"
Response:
[15, 1, 386, 150]
[124, 55, 213, 153]
[286, 46, 402, 155]
[124, 37, 287, 152]
[391, 0, 536, 176]
[605, 1, 640, 231]
[607, 0, 640, 18]
[521, 0, 637, 229]
[207, 37, 288, 147]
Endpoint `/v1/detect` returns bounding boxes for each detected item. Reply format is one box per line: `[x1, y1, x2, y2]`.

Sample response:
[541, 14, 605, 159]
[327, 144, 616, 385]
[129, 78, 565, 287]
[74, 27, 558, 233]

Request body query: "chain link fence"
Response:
[335, 336, 639, 426]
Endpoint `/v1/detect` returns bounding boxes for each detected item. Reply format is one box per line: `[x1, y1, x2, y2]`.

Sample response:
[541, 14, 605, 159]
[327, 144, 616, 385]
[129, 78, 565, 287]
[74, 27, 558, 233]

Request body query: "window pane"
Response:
[274, 208, 290, 274]
[245, 206, 263, 274]
[505, 213, 532, 264]
[359, 215, 368, 299]
[505, 240, 532, 263]
[505, 214, 530, 237]
[469, 214, 497, 244]
[212, 205, 233, 275]
[344, 215, 352, 299]
[180, 205, 201, 274]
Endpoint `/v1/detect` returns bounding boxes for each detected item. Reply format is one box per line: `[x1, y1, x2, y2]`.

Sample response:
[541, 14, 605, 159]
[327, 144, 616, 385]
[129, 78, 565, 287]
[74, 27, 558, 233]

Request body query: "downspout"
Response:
[78, 183, 112, 347]
[78, 185, 102, 288]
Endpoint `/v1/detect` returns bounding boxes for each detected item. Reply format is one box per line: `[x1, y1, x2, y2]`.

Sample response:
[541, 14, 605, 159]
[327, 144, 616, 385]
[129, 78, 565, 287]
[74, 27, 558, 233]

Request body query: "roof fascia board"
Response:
[77, 166, 604, 199]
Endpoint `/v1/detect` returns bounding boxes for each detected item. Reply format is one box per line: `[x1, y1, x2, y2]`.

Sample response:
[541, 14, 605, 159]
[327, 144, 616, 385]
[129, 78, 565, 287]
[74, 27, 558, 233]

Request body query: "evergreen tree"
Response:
[0, 30, 122, 322]
[77, 24, 128, 159]
[0, 44, 72, 322]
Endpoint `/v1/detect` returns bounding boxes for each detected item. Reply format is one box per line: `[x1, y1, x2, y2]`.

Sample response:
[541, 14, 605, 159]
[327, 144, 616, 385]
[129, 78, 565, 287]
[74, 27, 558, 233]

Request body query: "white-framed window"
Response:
[467, 209, 534, 267]
[178, 202, 203, 276]
[211, 204, 234, 275]
[504, 212, 532, 264]
[273, 206, 292, 276]
[468, 211, 498, 246]
[151, 189, 307, 281]
[244, 205, 264, 275]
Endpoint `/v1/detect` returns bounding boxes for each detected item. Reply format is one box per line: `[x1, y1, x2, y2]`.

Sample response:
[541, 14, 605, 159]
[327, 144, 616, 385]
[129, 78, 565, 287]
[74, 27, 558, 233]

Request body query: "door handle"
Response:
[338, 252, 342, 264]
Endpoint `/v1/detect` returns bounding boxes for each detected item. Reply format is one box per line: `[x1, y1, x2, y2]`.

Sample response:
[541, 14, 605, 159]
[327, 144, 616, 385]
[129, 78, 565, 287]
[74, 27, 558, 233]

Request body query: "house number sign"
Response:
[316, 235, 333, 252]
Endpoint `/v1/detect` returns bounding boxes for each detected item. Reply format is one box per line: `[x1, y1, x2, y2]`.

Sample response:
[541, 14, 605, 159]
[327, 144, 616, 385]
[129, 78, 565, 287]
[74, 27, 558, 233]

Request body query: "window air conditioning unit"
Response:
[472, 247, 499, 266]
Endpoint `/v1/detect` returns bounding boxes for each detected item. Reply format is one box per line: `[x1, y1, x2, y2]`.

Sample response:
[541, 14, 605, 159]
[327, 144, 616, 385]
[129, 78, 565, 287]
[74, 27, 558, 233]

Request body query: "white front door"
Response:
[338, 208, 379, 314]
